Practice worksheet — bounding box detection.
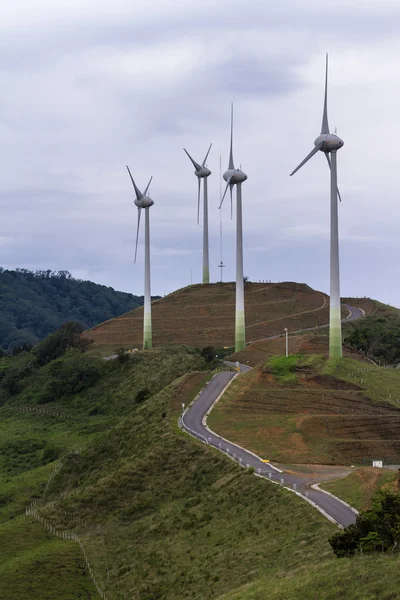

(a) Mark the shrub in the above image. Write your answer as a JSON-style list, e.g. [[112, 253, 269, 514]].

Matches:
[[135, 388, 150, 405], [201, 346, 216, 364], [36, 349, 104, 403], [329, 490, 400, 557], [34, 321, 91, 366], [116, 348, 130, 364]]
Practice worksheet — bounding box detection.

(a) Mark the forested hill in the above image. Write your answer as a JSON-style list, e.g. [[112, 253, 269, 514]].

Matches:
[[0, 268, 158, 353]]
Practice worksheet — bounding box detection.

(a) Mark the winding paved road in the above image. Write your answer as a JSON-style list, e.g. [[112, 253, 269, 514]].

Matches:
[[181, 304, 365, 529], [181, 370, 358, 528]]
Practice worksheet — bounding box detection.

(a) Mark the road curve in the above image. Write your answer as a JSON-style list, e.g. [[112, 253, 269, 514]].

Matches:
[[255, 303, 364, 343], [181, 370, 357, 529]]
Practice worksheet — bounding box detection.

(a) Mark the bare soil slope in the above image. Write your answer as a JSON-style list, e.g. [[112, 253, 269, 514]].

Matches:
[[208, 356, 400, 465], [84, 281, 333, 353]]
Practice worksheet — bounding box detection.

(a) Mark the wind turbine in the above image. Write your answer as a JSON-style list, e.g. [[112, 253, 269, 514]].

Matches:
[[183, 144, 212, 284], [126, 166, 154, 350], [220, 104, 247, 352], [290, 54, 344, 358]]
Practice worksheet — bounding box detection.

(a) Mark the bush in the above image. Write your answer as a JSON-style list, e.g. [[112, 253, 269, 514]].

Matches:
[[329, 490, 400, 557], [0, 352, 37, 395], [135, 388, 150, 405], [34, 321, 91, 366], [116, 348, 130, 364], [201, 346, 216, 364], [40, 445, 60, 465], [344, 315, 400, 364], [36, 349, 104, 403]]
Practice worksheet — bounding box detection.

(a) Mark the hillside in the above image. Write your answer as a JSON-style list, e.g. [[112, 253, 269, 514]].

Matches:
[[2, 332, 400, 597], [84, 281, 350, 353], [0, 268, 158, 353], [208, 353, 400, 465], [0, 340, 337, 599]]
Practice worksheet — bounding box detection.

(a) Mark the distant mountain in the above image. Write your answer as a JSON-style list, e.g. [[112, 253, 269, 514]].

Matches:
[[0, 268, 159, 352]]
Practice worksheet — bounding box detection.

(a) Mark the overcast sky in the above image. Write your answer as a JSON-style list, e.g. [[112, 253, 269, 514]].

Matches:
[[1, 0, 400, 304]]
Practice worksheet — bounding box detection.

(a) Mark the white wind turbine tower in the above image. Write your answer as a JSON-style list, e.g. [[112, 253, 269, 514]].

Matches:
[[290, 54, 344, 358], [220, 104, 247, 352], [126, 166, 154, 350], [183, 144, 212, 283]]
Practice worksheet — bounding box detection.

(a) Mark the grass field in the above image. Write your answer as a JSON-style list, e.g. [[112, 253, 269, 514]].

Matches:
[[9, 369, 338, 600], [0, 346, 211, 598], [83, 281, 336, 353], [208, 355, 400, 465], [0, 517, 97, 600], [2, 340, 400, 598], [218, 553, 400, 600], [320, 467, 398, 511]]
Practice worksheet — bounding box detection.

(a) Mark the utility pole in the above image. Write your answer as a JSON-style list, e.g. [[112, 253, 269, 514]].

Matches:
[[284, 328, 288, 357]]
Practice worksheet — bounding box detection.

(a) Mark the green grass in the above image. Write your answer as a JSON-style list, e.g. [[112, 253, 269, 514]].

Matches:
[[0, 516, 97, 599], [3, 343, 400, 599], [326, 358, 400, 407], [0, 345, 210, 598], [218, 553, 400, 600], [268, 354, 324, 384], [36, 375, 337, 600], [320, 467, 397, 511]]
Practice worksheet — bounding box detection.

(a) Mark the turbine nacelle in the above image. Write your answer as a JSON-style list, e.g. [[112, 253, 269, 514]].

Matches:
[[314, 133, 344, 153], [183, 144, 212, 225], [194, 166, 211, 178], [126, 165, 154, 262], [223, 168, 247, 185], [134, 196, 154, 209]]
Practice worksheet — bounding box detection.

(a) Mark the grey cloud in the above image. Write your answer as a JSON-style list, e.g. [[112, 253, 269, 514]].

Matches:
[[1, 0, 400, 306]]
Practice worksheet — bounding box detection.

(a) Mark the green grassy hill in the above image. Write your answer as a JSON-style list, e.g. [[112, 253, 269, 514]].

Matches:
[[0, 342, 339, 599], [1, 335, 400, 598], [0, 267, 158, 353], [218, 553, 400, 600]]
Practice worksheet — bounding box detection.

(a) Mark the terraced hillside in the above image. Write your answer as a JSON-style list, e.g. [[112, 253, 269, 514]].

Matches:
[[84, 281, 345, 353], [208, 355, 400, 465]]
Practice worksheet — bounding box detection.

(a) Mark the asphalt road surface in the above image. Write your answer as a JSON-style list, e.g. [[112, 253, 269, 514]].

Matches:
[[255, 303, 365, 342], [181, 369, 358, 529]]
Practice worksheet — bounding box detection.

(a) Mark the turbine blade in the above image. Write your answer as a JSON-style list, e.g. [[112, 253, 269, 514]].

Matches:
[[201, 143, 212, 168], [126, 166, 143, 200], [290, 144, 322, 176], [228, 103, 235, 170], [325, 153, 342, 202], [197, 177, 201, 225], [321, 53, 330, 135], [134, 208, 142, 263], [219, 177, 232, 209], [183, 148, 201, 171], [143, 176, 153, 196]]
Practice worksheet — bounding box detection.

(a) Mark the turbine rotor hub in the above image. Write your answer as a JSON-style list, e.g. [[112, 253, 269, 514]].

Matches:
[[314, 133, 344, 153], [196, 167, 211, 178], [134, 196, 154, 209], [223, 168, 247, 184]]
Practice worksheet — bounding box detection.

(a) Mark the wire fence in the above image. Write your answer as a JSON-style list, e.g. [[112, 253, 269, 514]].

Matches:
[[24, 447, 109, 599]]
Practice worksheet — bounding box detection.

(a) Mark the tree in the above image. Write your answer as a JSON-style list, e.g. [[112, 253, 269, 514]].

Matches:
[[0, 267, 159, 353], [329, 490, 400, 557], [201, 346, 216, 364], [34, 322, 90, 366]]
